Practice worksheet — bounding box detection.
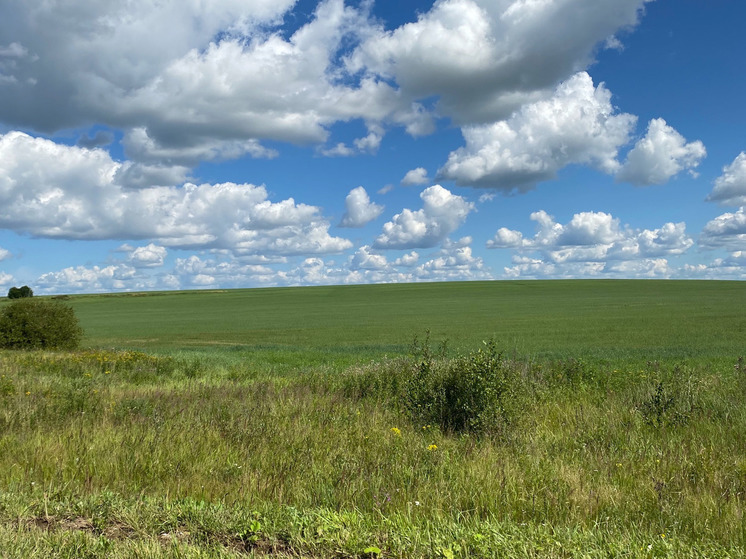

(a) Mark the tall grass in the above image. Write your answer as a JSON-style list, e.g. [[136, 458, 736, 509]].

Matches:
[[1, 346, 745, 557]]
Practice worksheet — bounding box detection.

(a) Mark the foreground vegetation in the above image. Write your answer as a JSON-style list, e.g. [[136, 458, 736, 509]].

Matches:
[[1, 343, 745, 557], [1, 280, 745, 557]]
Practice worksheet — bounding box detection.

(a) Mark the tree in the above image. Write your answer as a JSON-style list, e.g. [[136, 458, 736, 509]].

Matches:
[[0, 299, 83, 350], [7, 285, 33, 299]]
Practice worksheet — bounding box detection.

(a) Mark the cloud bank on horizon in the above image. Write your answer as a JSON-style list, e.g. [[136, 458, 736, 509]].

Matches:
[[0, 0, 745, 293]]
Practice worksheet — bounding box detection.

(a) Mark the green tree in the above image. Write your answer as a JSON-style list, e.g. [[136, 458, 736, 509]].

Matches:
[[7, 285, 33, 299], [0, 299, 83, 350]]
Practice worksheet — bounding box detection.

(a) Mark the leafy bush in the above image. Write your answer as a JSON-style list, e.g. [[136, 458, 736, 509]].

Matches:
[[0, 298, 83, 350], [404, 337, 511, 435]]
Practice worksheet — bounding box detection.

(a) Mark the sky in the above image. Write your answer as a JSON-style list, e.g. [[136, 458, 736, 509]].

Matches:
[[1, 0, 746, 295]]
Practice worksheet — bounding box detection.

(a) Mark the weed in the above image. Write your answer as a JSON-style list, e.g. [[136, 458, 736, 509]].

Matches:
[[0, 374, 14, 397], [404, 336, 514, 436], [638, 380, 691, 428]]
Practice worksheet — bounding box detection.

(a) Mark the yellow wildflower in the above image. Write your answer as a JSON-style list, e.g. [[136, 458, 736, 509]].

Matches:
[[427, 444, 438, 451], [390, 427, 402, 436]]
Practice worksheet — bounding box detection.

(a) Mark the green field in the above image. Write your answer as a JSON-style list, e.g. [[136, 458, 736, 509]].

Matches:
[[68, 279, 746, 367], [1, 280, 746, 558]]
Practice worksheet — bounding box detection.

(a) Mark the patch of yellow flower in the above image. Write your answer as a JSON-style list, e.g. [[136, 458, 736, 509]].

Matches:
[[427, 444, 438, 451], [390, 427, 402, 437]]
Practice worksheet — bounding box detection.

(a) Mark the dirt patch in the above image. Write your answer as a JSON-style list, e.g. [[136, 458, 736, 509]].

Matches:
[[25, 515, 96, 534], [224, 535, 295, 557], [12, 515, 299, 556], [103, 520, 137, 540], [23, 515, 138, 540]]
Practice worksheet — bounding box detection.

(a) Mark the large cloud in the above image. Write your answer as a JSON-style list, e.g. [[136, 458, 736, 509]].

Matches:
[[0, 131, 351, 256], [373, 185, 474, 249], [438, 72, 637, 191], [116, 2, 416, 159], [706, 152, 746, 206], [349, 0, 651, 124], [0, 0, 433, 169], [0, 0, 297, 131], [0, 0, 653, 172]]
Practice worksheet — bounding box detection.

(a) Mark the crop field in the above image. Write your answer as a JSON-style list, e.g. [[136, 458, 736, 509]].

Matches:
[[69, 279, 746, 367], [1, 280, 746, 557]]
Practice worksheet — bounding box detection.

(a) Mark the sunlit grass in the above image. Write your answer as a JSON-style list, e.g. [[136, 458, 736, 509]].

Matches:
[[1, 346, 745, 557]]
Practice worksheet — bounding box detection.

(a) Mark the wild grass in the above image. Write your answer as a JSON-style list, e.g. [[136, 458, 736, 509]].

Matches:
[[1, 343, 745, 557]]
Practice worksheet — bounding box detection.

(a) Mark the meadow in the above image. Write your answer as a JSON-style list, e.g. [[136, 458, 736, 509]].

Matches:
[[1, 280, 745, 557]]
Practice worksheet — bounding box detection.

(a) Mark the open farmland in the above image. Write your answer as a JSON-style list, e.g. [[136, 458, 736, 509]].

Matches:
[[70, 279, 746, 368], [1, 280, 746, 558]]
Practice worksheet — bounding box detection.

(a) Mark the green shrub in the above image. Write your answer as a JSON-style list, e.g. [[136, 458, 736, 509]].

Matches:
[[0, 298, 83, 350], [404, 338, 511, 435]]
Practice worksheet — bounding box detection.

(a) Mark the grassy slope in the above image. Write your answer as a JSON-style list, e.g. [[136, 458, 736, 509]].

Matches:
[[68, 280, 746, 366]]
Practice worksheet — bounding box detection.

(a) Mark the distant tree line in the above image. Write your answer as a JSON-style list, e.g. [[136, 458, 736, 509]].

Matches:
[[7, 285, 33, 299]]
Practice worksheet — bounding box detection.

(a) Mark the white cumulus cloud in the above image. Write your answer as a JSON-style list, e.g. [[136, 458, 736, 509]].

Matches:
[[707, 152, 746, 206], [401, 167, 430, 186], [374, 185, 474, 249], [699, 207, 746, 251], [438, 72, 637, 191], [0, 131, 351, 257], [0, 0, 653, 171], [349, 0, 650, 125], [350, 245, 389, 270], [36, 264, 143, 294], [617, 118, 706, 185], [492, 210, 693, 278], [128, 244, 168, 268], [339, 187, 384, 228]]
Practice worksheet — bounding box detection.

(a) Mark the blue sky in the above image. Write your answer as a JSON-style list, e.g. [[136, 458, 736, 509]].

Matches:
[[1, 0, 745, 294]]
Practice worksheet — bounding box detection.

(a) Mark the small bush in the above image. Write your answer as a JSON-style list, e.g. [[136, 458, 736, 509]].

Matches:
[[0, 298, 83, 350], [404, 337, 511, 435]]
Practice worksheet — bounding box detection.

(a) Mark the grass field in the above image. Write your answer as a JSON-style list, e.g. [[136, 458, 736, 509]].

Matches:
[[1, 280, 745, 557], [67, 279, 746, 367]]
